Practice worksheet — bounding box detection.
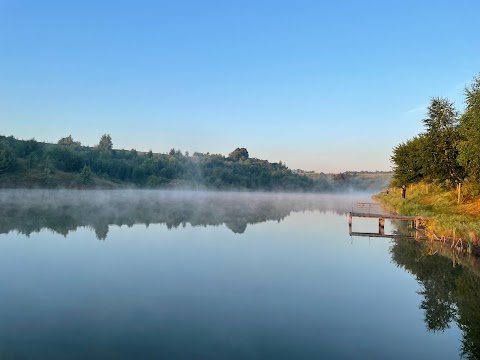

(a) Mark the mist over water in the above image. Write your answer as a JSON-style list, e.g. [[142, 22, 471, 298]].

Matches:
[[0, 189, 371, 239], [0, 190, 477, 359]]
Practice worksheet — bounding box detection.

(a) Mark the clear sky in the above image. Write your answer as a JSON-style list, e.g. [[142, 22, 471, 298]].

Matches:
[[0, 0, 479, 172]]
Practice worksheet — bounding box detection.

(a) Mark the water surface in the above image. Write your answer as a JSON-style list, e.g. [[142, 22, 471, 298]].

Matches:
[[0, 190, 478, 359]]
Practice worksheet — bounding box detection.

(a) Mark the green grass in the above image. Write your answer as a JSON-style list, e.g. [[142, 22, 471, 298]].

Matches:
[[375, 183, 480, 244]]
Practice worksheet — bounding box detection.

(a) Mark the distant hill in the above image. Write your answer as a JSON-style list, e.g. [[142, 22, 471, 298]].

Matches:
[[0, 134, 390, 191], [302, 172, 392, 191]]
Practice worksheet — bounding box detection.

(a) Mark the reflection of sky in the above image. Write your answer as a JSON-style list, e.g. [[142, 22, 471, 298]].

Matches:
[[0, 208, 461, 359]]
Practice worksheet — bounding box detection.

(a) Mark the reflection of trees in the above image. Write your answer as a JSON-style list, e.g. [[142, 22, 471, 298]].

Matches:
[[225, 221, 247, 234], [0, 190, 353, 240], [390, 239, 480, 359], [93, 224, 109, 241], [419, 276, 456, 332], [456, 270, 480, 359]]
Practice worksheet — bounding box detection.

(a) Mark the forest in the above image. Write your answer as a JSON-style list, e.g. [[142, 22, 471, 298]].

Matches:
[[391, 74, 480, 196], [0, 134, 388, 191]]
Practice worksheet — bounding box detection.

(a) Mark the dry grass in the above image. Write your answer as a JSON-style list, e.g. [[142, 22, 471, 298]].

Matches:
[[460, 198, 480, 217]]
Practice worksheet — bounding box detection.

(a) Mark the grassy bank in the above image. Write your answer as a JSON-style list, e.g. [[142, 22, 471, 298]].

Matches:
[[375, 183, 480, 248]]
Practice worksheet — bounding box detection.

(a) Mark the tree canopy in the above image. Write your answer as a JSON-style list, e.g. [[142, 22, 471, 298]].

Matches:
[[458, 75, 480, 181], [229, 147, 249, 161], [58, 135, 81, 146], [97, 134, 113, 153], [391, 74, 480, 191]]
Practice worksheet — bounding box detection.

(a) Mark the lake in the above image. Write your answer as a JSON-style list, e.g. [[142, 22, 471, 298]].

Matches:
[[0, 190, 478, 359]]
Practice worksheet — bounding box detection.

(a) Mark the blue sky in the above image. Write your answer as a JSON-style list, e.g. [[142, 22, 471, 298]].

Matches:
[[0, 0, 479, 172]]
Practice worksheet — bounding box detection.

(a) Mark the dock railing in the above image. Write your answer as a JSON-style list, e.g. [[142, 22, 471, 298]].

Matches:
[[354, 202, 382, 215]]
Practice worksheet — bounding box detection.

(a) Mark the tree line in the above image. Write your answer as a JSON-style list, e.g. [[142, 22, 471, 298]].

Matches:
[[0, 131, 390, 191], [391, 74, 480, 195]]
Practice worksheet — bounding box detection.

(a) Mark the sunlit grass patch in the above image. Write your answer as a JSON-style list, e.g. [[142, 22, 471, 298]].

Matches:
[[460, 198, 480, 217]]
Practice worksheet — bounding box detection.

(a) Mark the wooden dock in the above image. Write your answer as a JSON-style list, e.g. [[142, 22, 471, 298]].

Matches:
[[348, 212, 430, 236]]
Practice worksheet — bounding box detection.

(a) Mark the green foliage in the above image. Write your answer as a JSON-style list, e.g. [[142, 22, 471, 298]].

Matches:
[[458, 75, 480, 182], [80, 165, 93, 186], [422, 97, 463, 184], [229, 147, 249, 161], [58, 135, 81, 146], [423, 97, 459, 133], [391, 135, 428, 186], [48, 145, 83, 172], [97, 134, 113, 153], [18, 138, 40, 156], [0, 141, 15, 172], [0, 135, 321, 190], [391, 86, 479, 187], [0, 134, 391, 191]]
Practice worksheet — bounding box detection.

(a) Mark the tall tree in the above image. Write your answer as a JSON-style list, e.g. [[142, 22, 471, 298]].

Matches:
[[80, 165, 93, 186], [423, 97, 459, 133], [422, 97, 463, 184], [97, 134, 113, 153], [391, 135, 428, 185], [458, 75, 480, 182]]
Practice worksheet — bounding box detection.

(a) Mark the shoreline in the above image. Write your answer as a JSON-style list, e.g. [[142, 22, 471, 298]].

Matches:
[[374, 185, 480, 257]]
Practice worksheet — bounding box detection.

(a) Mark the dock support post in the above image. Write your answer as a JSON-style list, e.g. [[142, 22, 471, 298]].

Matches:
[[379, 218, 385, 235], [348, 213, 352, 234]]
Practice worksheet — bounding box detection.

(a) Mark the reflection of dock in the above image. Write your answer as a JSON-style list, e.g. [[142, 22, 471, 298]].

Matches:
[[348, 230, 420, 240], [348, 211, 430, 237]]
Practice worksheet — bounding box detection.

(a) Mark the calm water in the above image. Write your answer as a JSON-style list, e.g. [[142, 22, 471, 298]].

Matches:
[[0, 190, 478, 359]]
